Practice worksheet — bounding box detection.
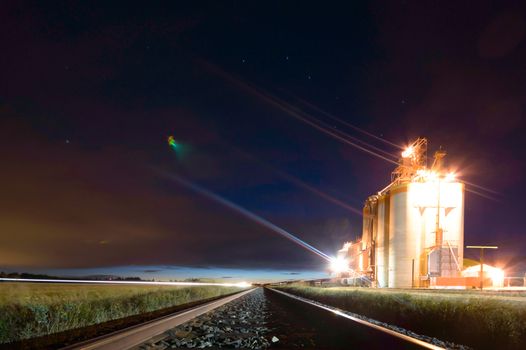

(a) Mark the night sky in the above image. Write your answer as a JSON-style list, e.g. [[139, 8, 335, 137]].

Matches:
[[1, 1, 525, 281]]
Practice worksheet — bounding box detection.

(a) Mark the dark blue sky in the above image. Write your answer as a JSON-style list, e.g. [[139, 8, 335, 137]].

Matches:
[[1, 1, 525, 280]]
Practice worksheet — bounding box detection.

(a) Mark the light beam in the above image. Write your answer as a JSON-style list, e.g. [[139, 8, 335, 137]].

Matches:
[[161, 171, 332, 262], [0, 278, 251, 287]]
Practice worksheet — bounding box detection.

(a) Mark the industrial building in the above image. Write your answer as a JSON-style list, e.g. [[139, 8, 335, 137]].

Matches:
[[336, 138, 466, 288]]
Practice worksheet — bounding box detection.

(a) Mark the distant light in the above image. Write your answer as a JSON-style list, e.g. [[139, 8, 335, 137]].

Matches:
[[235, 281, 252, 288], [401, 146, 414, 158], [329, 256, 349, 274]]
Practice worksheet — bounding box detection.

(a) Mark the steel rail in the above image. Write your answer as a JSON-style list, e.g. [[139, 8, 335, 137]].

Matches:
[[268, 288, 445, 350], [63, 288, 256, 350]]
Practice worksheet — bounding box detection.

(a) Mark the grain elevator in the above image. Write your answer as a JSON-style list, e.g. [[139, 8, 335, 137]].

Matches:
[[336, 138, 465, 288]]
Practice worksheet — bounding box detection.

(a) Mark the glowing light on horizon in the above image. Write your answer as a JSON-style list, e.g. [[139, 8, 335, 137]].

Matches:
[[0, 277, 252, 287]]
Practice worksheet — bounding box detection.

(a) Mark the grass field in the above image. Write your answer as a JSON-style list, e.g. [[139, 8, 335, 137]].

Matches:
[[0, 282, 243, 344], [275, 284, 526, 349]]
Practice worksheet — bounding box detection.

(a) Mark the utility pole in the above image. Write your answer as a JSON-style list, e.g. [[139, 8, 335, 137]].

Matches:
[[466, 246, 498, 290]]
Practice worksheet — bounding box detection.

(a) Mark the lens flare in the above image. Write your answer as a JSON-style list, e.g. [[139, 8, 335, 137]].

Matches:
[[168, 135, 177, 149]]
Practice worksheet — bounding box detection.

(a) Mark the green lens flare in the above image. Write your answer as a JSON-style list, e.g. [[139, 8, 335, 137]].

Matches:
[[167, 135, 188, 160], [168, 135, 177, 149]]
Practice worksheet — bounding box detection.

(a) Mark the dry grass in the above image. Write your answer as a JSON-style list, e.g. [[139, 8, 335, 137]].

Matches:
[[0, 282, 242, 344], [275, 284, 526, 349]]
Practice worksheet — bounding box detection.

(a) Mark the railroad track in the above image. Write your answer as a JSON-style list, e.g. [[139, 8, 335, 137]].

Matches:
[[269, 288, 445, 350], [65, 287, 451, 350], [63, 288, 256, 350]]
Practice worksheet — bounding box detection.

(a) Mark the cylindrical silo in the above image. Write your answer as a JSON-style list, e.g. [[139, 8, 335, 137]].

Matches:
[[375, 195, 389, 287], [388, 184, 419, 288]]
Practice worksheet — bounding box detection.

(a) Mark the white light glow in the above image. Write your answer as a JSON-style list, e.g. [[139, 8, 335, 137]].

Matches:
[[427, 171, 438, 182], [489, 268, 504, 287], [402, 146, 414, 158], [0, 278, 252, 288], [329, 257, 349, 274], [444, 172, 456, 182], [235, 281, 252, 288]]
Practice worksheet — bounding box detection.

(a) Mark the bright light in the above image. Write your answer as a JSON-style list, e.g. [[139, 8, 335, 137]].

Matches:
[[427, 171, 438, 182], [444, 172, 456, 182], [489, 268, 504, 287], [329, 256, 349, 274], [416, 169, 429, 180], [401, 146, 414, 158], [235, 281, 252, 288]]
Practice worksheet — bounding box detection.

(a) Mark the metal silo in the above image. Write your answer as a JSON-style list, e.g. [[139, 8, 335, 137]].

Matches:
[[388, 184, 420, 288], [375, 195, 390, 287]]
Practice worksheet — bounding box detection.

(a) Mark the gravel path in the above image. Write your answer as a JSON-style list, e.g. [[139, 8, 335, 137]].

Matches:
[[139, 288, 274, 349]]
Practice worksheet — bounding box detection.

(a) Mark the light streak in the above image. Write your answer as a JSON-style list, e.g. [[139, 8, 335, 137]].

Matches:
[[198, 59, 503, 201], [464, 186, 500, 202], [162, 171, 332, 262], [197, 58, 399, 166], [287, 93, 405, 150], [280, 174, 363, 217], [229, 146, 363, 217], [0, 278, 251, 287], [462, 179, 501, 196], [303, 112, 399, 161]]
